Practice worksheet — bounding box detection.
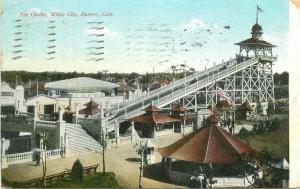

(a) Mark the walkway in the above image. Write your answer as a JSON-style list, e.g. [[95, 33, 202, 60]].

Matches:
[[2, 133, 187, 188]]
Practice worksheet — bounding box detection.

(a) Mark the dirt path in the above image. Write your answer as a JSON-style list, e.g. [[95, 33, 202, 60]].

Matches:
[[2, 134, 186, 188]]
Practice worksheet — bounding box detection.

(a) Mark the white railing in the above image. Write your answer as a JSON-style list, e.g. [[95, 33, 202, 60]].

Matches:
[[77, 118, 100, 126], [36, 120, 57, 128], [45, 149, 61, 159], [104, 58, 259, 129], [104, 58, 238, 115], [259, 55, 277, 62], [4, 149, 62, 165], [74, 58, 258, 132], [19, 112, 34, 118], [5, 151, 34, 164]]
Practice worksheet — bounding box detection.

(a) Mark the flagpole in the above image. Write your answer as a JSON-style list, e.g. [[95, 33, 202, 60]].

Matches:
[[256, 5, 258, 24], [37, 79, 39, 96]]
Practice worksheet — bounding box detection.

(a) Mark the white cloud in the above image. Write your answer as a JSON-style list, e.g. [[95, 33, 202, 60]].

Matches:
[[211, 22, 223, 32], [86, 27, 119, 38], [183, 18, 207, 30], [30, 8, 42, 14], [262, 34, 280, 45]]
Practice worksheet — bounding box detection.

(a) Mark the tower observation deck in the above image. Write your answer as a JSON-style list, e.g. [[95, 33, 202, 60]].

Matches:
[[196, 5, 277, 109]]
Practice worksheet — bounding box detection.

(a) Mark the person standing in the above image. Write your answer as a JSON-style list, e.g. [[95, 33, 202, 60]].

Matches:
[[36, 149, 41, 166]]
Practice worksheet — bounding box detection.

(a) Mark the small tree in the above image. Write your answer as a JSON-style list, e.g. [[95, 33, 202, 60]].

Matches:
[[100, 129, 108, 175], [71, 159, 84, 181], [40, 132, 49, 187], [260, 148, 280, 167], [270, 117, 280, 131], [63, 112, 73, 123]]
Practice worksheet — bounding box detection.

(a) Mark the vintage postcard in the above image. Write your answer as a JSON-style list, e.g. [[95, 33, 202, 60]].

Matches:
[[1, 0, 299, 188]]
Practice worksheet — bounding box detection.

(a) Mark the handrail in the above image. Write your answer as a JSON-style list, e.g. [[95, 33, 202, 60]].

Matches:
[[103, 58, 238, 115], [103, 57, 259, 129]]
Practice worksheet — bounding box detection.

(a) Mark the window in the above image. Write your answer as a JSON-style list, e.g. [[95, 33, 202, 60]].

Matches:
[[1, 92, 14, 97]]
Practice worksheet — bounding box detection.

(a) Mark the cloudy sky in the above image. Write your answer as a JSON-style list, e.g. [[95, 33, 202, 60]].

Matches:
[[2, 0, 288, 73]]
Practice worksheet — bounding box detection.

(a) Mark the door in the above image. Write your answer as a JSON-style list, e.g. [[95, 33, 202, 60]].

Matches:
[[44, 104, 54, 114]]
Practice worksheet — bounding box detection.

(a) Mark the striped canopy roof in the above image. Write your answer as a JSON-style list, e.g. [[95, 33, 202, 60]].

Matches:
[[158, 124, 258, 164]]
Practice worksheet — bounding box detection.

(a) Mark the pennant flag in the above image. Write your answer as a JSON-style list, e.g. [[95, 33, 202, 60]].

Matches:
[[216, 87, 232, 102], [257, 5, 264, 12]]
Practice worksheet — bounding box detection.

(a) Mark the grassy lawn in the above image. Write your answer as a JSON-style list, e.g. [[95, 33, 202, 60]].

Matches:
[[46, 172, 120, 188], [241, 123, 289, 158]]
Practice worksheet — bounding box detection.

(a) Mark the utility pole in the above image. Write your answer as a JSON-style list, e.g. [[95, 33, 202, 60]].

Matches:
[[15, 75, 19, 87], [100, 125, 108, 175], [36, 79, 39, 96], [102, 69, 109, 80], [138, 143, 145, 189]]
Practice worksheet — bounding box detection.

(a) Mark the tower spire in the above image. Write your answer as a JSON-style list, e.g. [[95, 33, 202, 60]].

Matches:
[[256, 5, 258, 24], [256, 5, 263, 24]]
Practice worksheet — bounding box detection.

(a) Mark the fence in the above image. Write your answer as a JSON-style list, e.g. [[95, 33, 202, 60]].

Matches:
[[36, 120, 57, 129], [5, 151, 34, 164], [4, 149, 62, 165]]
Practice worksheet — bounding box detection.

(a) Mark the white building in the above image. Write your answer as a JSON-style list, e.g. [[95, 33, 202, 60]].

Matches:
[[24, 77, 125, 114], [0, 82, 25, 115]]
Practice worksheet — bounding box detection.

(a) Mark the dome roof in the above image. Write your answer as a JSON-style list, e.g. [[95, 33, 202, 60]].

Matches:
[[251, 23, 263, 33], [45, 77, 119, 92]]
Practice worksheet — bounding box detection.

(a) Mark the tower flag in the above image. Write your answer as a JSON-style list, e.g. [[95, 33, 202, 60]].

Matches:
[[256, 5, 264, 24], [257, 5, 263, 12], [217, 87, 232, 103]]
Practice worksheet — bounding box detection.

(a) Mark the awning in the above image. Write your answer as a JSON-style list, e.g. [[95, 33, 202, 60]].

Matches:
[[129, 114, 180, 124]]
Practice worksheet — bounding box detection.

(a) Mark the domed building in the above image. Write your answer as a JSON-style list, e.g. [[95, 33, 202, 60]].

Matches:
[[235, 21, 276, 58], [235, 11, 276, 58]]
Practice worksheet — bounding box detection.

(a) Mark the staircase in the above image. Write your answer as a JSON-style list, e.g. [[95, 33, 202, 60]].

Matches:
[[65, 123, 102, 154]]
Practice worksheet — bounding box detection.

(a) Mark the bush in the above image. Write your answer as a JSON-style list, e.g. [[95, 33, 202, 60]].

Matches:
[[1, 176, 9, 186], [260, 148, 280, 167], [63, 112, 74, 123], [270, 118, 280, 131], [71, 159, 84, 181], [238, 127, 250, 138]]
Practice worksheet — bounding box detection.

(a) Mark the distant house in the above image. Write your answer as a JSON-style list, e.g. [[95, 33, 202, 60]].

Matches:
[[1, 83, 25, 115], [26, 94, 57, 114], [78, 100, 101, 117], [150, 80, 161, 90], [160, 80, 171, 87], [116, 82, 136, 99], [25, 80, 47, 98]]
